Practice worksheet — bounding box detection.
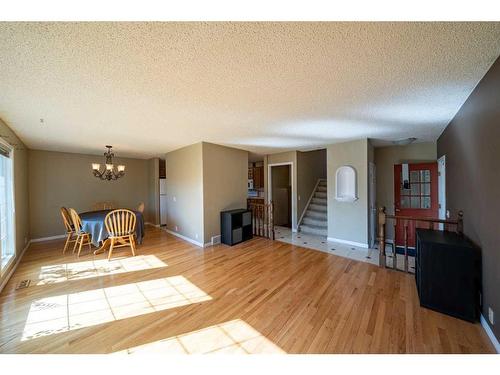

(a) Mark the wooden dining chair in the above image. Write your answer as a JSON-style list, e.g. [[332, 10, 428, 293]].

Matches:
[[68, 208, 92, 257], [104, 209, 137, 260], [136, 202, 145, 213], [103, 201, 115, 210], [92, 201, 115, 211], [91, 202, 104, 211], [60, 207, 77, 254]]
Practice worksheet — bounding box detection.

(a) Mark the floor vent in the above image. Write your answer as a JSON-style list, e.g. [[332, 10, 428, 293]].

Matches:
[[16, 279, 31, 290], [211, 235, 221, 245]]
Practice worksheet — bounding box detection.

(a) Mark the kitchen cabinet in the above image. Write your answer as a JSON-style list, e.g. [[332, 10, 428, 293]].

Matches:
[[252, 166, 264, 189]]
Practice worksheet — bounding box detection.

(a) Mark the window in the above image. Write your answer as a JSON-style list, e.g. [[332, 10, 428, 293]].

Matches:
[[400, 169, 431, 209], [0, 139, 15, 272]]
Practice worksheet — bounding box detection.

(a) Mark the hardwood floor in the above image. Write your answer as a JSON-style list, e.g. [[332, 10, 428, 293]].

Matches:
[[0, 227, 494, 354]]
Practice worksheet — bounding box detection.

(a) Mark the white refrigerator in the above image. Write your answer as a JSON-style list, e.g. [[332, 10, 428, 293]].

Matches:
[[159, 178, 167, 225]]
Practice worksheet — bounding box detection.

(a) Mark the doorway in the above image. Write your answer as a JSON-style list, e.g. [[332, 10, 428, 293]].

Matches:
[[269, 164, 292, 228], [394, 162, 438, 249]]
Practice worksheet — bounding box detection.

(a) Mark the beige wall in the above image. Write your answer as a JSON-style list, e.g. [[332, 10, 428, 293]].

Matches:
[[327, 139, 369, 246], [0, 119, 30, 288], [374, 142, 437, 216], [165, 143, 204, 244], [166, 142, 248, 245], [28, 150, 150, 239], [297, 149, 326, 221], [264, 151, 298, 230], [202, 142, 248, 243], [147, 158, 160, 225]]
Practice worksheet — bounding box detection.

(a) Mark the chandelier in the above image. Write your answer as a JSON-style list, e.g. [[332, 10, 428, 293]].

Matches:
[[92, 145, 125, 181]]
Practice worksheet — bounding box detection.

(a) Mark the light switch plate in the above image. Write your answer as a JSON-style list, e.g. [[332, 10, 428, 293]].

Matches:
[[488, 307, 495, 325]]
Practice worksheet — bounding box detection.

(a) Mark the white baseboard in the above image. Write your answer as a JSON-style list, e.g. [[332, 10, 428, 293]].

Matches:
[[327, 237, 369, 249], [481, 314, 500, 353], [30, 234, 67, 243], [165, 229, 204, 248], [145, 222, 161, 227], [0, 240, 31, 294]]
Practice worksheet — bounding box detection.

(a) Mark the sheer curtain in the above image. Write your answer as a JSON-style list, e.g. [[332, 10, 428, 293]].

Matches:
[[0, 140, 14, 271]]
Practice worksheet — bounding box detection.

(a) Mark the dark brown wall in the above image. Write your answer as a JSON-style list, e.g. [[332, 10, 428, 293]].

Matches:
[[438, 56, 500, 342]]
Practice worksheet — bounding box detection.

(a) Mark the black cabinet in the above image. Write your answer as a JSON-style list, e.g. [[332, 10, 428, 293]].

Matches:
[[221, 209, 253, 246], [415, 229, 481, 322]]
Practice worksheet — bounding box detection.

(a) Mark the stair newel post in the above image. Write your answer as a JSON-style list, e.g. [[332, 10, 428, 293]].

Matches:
[[392, 221, 397, 270], [404, 223, 409, 273], [251, 204, 255, 237], [271, 201, 275, 240], [457, 210, 464, 235], [260, 205, 266, 237], [265, 203, 269, 239], [378, 207, 386, 268]]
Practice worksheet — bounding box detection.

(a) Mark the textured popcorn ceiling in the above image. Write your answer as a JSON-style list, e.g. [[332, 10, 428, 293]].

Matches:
[[1, 22, 500, 158]]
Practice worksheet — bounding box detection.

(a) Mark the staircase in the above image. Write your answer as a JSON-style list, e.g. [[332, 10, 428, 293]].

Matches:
[[299, 179, 327, 236]]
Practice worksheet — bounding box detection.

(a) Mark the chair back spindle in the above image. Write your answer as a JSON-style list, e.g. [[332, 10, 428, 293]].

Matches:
[[105, 209, 137, 237], [60, 207, 74, 232], [68, 208, 83, 232]]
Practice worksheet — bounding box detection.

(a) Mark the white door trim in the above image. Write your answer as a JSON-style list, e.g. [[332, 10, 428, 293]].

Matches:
[[438, 155, 446, 230], [0, 136, 16, 277], [267, 162, 296, 231]]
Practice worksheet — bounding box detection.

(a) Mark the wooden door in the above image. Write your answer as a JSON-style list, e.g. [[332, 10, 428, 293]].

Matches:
[[394, 162, 438, 248]]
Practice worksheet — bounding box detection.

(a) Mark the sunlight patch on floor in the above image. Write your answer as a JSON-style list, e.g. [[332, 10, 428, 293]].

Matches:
[[115, 319, 285, 354], [22, 275, 211, 341], [36, 255, 167, 285]]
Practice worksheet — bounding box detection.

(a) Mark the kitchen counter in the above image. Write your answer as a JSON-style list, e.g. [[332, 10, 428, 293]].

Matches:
[[247, 197, 265, 206]]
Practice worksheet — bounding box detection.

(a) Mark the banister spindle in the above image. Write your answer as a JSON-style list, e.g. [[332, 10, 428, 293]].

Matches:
[[378, 207, 386, 268], [457, 210, 464, 235]]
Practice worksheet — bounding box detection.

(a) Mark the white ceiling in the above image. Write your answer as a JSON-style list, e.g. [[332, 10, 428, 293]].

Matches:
[[1, 22, 500, 159]]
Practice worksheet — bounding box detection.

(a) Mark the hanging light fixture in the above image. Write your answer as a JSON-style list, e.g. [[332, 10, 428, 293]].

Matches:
[[92, 145, 125, 181]]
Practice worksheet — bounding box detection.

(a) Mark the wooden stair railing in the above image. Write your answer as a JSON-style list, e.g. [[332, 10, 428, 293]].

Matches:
[[378, 206, 463, 273], [248, 201, 275, 240]]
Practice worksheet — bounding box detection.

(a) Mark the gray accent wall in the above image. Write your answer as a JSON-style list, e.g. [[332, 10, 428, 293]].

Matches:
[[437, 56, 500, 342]]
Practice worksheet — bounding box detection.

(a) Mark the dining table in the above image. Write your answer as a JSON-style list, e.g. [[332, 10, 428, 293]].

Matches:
[[79, 209, 145, 255]]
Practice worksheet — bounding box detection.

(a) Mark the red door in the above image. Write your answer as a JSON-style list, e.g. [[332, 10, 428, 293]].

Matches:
[[394, 162, 438, 248]]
